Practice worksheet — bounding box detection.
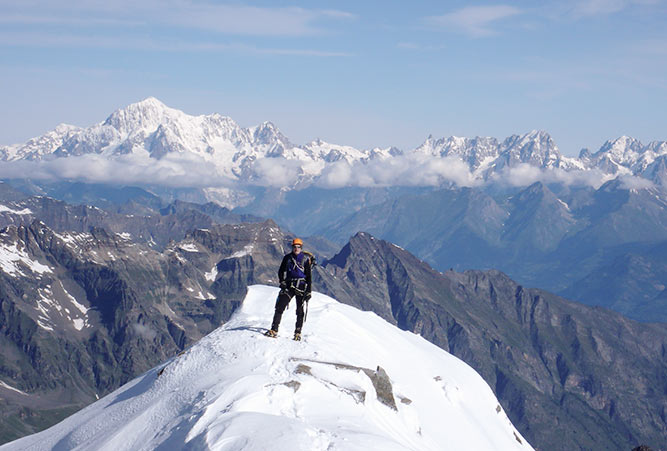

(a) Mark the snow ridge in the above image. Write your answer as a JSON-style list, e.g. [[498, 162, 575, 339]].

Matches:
[[2, 285, 531, 451]]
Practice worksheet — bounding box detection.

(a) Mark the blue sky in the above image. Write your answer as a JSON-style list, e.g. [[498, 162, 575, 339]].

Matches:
[[1, 0, 666, 155]]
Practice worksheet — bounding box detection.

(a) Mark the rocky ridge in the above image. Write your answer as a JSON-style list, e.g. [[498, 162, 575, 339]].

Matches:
[[315, 232, 667, 451], [0, 193, 263, 250]]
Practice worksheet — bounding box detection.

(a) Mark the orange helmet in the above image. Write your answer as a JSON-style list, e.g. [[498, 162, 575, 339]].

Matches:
[[292, 238, 303, 246]]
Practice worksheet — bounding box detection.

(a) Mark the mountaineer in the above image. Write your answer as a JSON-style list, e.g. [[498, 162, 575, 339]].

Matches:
[[264, 238, 313, 341]]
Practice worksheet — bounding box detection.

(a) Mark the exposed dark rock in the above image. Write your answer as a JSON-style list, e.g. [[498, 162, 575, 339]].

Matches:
[[291, 358, 397, 410], [362, 366, 397, 411], [399, 396, 412, 405], [294, 364, 312, 376], [281, 381, 301, 392]]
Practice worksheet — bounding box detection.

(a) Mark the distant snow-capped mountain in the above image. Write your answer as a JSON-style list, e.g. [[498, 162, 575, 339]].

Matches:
[[1, 124, 82, 161], [2, 285, 532, 451], [1, 98, 666, 194], [413, 130, 585, 178], [579, 136, 667, 179], [0, 98, 392, 185]]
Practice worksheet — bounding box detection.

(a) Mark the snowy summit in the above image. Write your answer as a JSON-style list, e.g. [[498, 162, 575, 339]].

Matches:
[[2, 285, 531, 451]]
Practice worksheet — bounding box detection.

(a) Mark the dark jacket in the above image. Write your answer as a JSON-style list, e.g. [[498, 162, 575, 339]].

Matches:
[[278, 252, 312, 294]]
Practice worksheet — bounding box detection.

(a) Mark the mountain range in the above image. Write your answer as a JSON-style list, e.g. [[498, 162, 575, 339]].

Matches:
[[0, 184, 264, 250], [1, 98, 666, 209]]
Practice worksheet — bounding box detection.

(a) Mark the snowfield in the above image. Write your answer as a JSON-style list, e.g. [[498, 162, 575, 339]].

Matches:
[[1, 285, 532, 451]]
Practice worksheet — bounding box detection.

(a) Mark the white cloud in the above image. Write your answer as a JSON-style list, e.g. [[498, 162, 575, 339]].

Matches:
[[317, 155, 481, 189], [0, 152, 641, 192], [617, 174, 655, 190], [490, 163, 615, 188], [571, 0, 628, 16], [0, 1, 355, 56], [0, 152, 238, 188], [427, 5, 522, 37], [316, 156, 617, 190], [250, 157, 303, 187], [0, 31, 351, 56], [0, 1, 354, 37], [0, 13, 143, 26], [569, 0, 659, 18]]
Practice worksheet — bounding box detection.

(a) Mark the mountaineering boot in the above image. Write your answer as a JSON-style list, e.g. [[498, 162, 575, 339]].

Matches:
[[264, 329, 277, 338], [293, 332, 301, 341]]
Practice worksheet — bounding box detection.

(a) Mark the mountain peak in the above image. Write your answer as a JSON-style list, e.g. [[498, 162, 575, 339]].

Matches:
[[523, 129, 550, 140], [494, 130, 561, 170], [331, 231, 427, 276], [5, 285, 530, 450], [347, 231, 392, 253], [53, 123, 80, 133], [596, 136, 643, 158], [512, 181, 566, 208], [516, 130, 555, 147], [134, 96, 167, 108], [103, 97, 178, 135], [253, 121, 291, 147], [258, 120, 277, 129]]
